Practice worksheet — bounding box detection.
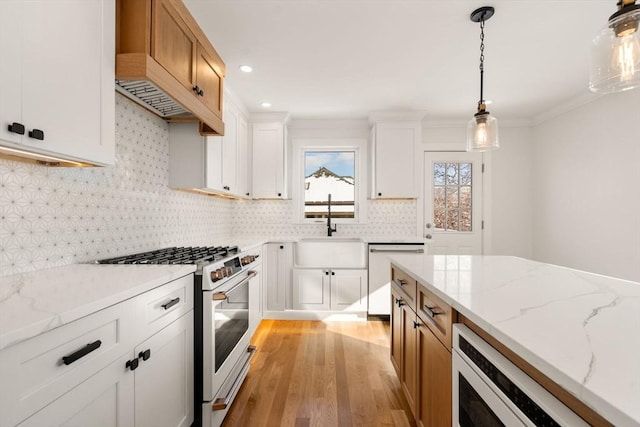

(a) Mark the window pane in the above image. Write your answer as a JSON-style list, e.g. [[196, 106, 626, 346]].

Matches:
[[304, 151, 355, 219], [446, 163, 458, 185], [446, 210, 459, 231], [460, 186, 472, 209], [434, 163, 446, 185], [460, 209, 472, 231], [446, 187, 459, 208], [434, 186, 445, 209], [460, 163, 472, 185], [434, 208, 445, 230]]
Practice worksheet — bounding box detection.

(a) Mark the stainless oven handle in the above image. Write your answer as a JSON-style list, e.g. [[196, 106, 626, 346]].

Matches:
[[212, 270, 257, 301], [370, 248, 424, 253], [212, 345, 257, 411]]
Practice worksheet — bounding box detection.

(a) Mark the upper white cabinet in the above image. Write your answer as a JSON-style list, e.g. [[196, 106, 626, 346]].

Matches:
[[251, 113, 289, 199], [169, 96, 249, 198], [369, 118, 422, 199], [0, 0, 115, 166]]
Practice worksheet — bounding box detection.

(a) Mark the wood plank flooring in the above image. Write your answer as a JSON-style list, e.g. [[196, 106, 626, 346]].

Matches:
[[222, 319, 416, 427]]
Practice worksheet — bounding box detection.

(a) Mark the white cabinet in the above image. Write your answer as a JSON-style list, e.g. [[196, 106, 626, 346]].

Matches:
[[370, 120, 421, 199], [292, 269, 367, 311], [264, 243, 292, 312], [0, 274, 194, 427], [134, 311, 193, 427], [0, 0, 115, 166], [251, 117, 288, 199], [248, 255, 263, 335], [169, 99, 249, 197]]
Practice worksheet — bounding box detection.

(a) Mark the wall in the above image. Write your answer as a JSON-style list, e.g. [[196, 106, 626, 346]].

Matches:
[[531, 90, 640, 282], [0, 95, 234, 277], [421, 124, 534, 258]]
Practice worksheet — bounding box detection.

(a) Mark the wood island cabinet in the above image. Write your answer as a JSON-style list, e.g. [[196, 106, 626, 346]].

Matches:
[[390, 264, 454, 426]]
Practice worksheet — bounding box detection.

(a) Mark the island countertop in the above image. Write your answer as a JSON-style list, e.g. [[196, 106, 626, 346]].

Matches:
[[388, 255, 640, 427]]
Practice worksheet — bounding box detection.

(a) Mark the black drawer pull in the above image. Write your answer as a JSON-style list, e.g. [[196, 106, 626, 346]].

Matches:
[[28, 129, 44, 140], [424, 305, 440, 318], [223, 185, 230, 191], [62, 340, 102, 365], [8, 122, 25, 135], [161, 297, 180, 310]]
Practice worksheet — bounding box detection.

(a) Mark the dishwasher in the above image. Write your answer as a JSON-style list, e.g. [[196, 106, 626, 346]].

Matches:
[[368, 242, 425, 316]]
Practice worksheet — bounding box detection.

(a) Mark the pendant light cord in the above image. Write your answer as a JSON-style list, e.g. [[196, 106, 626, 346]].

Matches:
[[479, 18, 486, 105]]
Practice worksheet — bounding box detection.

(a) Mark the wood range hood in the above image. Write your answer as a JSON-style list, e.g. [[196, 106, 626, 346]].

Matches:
[[115, 0, 225, 136]]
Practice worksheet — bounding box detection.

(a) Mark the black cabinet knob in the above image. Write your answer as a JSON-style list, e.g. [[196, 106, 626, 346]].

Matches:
[[28, 129, 44, 140], [246, 192, 250, 196], [8, 122, 25, 135], [331, 271, 335, 275], [138, 349, 151, 361], [223, 185, 230, 191], [277, 192, 282, 197], [279, 245, 284, 249], [378, 192, 382, 197], [126, 358, 139, 371]]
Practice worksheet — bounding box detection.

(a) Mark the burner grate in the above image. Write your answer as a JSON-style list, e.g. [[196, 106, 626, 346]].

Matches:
[[97, 246, 239, 265]]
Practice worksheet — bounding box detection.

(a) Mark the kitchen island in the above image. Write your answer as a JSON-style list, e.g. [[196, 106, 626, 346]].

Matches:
[[389, 254, 640, 426]]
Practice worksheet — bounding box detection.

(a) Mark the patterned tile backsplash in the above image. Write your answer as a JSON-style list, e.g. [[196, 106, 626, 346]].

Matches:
[[0, 95, 416, 276]]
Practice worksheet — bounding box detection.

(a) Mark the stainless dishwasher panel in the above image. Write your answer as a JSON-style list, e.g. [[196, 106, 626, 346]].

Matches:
[[367, 243, 425, 315]]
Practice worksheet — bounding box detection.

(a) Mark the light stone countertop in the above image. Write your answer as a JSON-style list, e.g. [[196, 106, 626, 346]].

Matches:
[[388, 254, 640, 427], [0, 264, 196, 351]]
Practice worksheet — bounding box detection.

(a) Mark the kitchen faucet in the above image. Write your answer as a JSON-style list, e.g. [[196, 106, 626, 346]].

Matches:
[[327, 193, 337, 237]]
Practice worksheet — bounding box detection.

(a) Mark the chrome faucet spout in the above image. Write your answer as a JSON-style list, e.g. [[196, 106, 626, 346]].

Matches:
[[327, 193, 337, 237]]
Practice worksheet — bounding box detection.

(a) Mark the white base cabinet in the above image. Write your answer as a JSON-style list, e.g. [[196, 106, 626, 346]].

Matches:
[[292, 269, 367, 312], [264, 243, 292, 312], [0, 274, 194, 427]]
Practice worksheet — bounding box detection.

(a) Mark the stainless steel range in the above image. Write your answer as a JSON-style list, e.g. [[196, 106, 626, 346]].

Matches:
[[97, 245, 262, 427]]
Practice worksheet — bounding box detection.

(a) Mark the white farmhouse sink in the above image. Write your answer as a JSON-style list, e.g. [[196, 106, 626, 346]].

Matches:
[[295, 238, 367, 268]]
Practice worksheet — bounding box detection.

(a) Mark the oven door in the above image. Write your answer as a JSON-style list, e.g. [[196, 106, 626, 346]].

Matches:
[[202, 269, 256, 400], [453, 350, 525, 426]]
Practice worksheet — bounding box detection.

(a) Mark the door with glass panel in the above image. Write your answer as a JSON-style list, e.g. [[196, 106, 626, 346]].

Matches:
[[423, 152, 483, 254]]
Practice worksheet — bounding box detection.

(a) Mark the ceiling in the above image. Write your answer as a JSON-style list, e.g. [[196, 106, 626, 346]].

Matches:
[[184, 0, 614, 122]]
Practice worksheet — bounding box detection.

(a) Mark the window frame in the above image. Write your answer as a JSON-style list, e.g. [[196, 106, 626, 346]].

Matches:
[[291, 138, 368, 225]]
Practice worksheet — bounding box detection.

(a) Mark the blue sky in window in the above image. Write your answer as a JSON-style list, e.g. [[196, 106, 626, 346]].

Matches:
[[305, 151, 355, 176]]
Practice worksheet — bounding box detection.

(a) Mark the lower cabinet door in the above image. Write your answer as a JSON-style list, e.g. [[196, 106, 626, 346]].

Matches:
[[330, 269, 367, 311], [134, 311, 194, 427], [401, 306, 418, 415], [292, 268, 330, 310], [417, 322, 452, 427], [17, 354, 134, 427], [390, 285, 403, 377]]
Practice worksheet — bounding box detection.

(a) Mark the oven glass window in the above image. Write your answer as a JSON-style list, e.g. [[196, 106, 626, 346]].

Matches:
[[459, 373, 505, 427], [214, 280, 249, 372]]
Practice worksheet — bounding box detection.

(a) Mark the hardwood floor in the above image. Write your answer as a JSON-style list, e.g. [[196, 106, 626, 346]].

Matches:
[[222, 319, 416, 427]]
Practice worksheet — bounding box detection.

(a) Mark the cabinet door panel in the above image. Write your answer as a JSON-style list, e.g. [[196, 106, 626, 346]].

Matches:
[[401, 305, 417, 415], [21, 0, 105, 160], [197, 43, 223, 118], [331, 269, 367, 311], [0, 0, 23, 145], [417, 325, 452, 427], [135, 311, 194, 427], [221, 106, 238, 192], [252, 123, 285, 199], [374, 123, 419, 198], [17, 355, 134, 427], [152, 0, 196, 92], [265, 243, 290, 311], [292, 269, 330, 310], [390, 286, 403, 377]]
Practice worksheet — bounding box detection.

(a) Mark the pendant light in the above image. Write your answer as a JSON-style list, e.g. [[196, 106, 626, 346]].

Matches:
[[590, 0, 640, 93], [467, 6, 499, 152]]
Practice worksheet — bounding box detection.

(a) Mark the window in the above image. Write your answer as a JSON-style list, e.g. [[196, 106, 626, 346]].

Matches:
[[292, 138, 366, 225], [433, 162, 473, 231], [304, 151, 355, 219]]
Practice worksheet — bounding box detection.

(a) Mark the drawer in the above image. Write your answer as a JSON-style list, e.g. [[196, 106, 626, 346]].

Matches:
[[417, 282, 454, 350], [0, 298, 136, 427], [135, 274, 194, 341], [391, 265, 417, 306]]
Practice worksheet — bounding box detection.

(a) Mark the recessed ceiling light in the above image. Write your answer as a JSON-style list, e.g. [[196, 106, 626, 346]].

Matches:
[[260, 102, 272, 108], [239, 65, 253, 73]]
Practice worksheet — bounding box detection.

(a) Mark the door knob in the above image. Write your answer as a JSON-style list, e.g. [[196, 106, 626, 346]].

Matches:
[[426, 223, 432, 229], [425, 234, 432, 239]]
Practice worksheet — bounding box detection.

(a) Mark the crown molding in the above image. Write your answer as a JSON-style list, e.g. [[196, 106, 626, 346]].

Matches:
[[368, 111, 427, 124], [250, 112, 291, 124], [531, 92, 605, 126]]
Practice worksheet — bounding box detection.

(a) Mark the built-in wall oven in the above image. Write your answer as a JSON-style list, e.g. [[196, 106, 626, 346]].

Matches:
[[452, 324, 588, 426]]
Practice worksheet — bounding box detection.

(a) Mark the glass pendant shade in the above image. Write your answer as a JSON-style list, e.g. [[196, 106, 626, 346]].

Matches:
[[467, 112, 499, 152], [590, 7, 640, 93]]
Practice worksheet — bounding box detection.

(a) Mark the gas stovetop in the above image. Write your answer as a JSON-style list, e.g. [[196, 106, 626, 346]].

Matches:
[[96, 246, 240, 266]]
